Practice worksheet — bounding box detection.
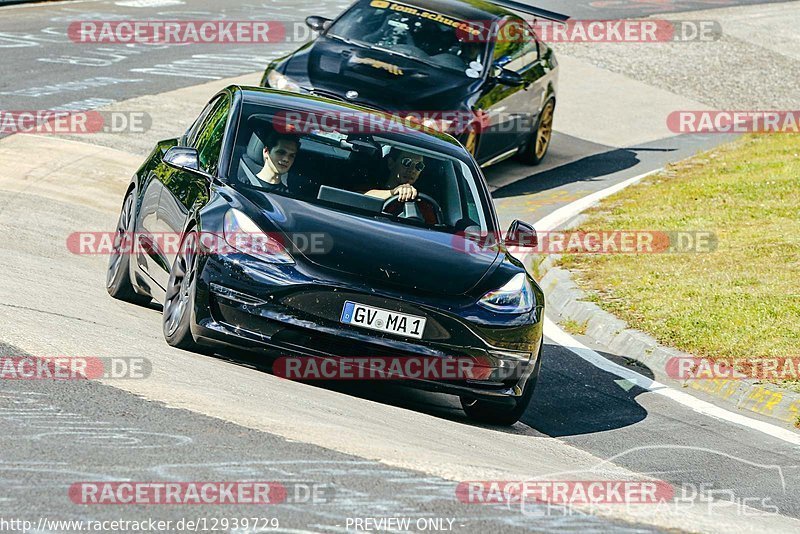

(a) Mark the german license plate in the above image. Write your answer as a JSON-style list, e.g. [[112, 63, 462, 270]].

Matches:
[[340, 301, 426, 339]]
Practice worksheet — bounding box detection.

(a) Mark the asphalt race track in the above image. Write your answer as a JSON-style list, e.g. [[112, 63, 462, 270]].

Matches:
[[0, 0, 798, 533]]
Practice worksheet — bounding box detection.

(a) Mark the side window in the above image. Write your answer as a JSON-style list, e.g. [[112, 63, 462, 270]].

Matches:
[[185, 97, 219, 146], [494, 18, 539, 70], [493, 19, 525, 65], [192, 95, 230, 176], [524, 25, 541, 60]]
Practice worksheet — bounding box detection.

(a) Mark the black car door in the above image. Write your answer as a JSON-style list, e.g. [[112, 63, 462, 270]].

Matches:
[[154, 93, 230, 288], [477, 17, 545, 161], [505, 21, 547, 148]]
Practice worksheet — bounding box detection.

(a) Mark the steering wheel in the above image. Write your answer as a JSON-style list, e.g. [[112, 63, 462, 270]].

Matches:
[[382, 193, 444, 225]]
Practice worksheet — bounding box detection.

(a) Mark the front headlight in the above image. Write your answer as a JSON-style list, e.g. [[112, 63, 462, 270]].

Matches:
[[223, 209, 294, 264], [266, 70, 302, 93], [478, 273, 534, 314]]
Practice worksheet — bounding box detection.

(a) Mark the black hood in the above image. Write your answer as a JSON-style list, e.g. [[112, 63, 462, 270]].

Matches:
[[246, 191, 500, 296], [282, 37, 482, 111]]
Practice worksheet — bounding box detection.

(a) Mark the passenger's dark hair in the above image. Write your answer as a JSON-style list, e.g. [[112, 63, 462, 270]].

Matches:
[[264, 131, 300, 151]]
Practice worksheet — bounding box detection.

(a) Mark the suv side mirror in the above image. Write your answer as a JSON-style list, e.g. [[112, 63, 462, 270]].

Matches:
[[505, 220, 538, 248], [493, 66, 525, 87], [305, 16, 332, 32]]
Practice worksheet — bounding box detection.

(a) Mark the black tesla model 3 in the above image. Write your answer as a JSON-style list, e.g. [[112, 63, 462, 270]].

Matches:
[[107, 85, 544, 424]]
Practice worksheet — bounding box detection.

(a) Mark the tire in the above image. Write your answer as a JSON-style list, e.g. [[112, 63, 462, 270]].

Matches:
[[517, 99, 555, 165], [106, 190, 151, 306], [163, 230, 202, 350], [460, 343, 543, 425]]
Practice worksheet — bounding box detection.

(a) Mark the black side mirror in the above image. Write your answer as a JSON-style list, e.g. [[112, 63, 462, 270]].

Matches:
[[164, 147, 213, 180], [493, 66, 525, 87], [505, 220, 538, 248], [305, 16, 332, 33]]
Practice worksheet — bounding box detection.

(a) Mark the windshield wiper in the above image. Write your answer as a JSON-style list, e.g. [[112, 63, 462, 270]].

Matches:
[[328, 34, 441, 69], [369, 45, 438, 68], [327, 33, 363, 47]]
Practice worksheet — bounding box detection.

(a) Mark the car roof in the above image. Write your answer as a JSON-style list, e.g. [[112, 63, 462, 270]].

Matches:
[[382, 0, 510, 21], [233, 86, 466, 154]]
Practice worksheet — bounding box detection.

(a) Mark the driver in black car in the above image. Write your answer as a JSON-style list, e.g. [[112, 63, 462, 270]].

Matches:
[[364, 148, 424, 201], [365, 148, 439, 224]]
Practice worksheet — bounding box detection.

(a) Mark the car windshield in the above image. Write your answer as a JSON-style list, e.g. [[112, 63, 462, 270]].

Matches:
[[228, 101, 492, 235], [327, 0, 488, 76]]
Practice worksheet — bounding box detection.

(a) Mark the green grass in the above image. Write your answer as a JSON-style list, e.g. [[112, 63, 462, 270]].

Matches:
[[561, 134, 800, 366], [560, 318, 589, 336]]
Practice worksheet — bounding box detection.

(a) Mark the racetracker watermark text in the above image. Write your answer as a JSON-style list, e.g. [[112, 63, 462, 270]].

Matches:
[[273, 356, 496, 381], [667, 357, 800, 381], [667, 111, 800, 133], [69, 481, 334, 505], [457, 480, 675, 505], [68, 231, 333, 256], [0, 110, 150, 135], [453, 230, 718, 255], [67, 14, 722, 45], [0, 357, 150, 380], [68, 21, 286, 44], [460, 19, 721, 43]]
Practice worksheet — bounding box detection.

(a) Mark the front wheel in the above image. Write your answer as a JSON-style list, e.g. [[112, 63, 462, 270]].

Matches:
[[460, 344, 542, 425], [163, 231, 202, 350], [517, 100, 554, 165]]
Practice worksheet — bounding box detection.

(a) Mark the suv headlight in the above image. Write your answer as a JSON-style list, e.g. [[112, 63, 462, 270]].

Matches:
[[223, 209, 294, 264], [266, 70, 302, 93], [478, 273, 534, 314]]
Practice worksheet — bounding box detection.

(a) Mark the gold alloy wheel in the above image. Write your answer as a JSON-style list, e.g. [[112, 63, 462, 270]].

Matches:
[[535, 101, 554, 160], [464, 127, 478, 156]]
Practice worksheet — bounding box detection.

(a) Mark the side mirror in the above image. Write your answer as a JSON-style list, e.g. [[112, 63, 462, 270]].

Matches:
[[493, 66, 525, 87], [505, 220, 538, 248], [164, 146, 200, 172], [164, 146, 214, 182], [305, 16, 332, 33]]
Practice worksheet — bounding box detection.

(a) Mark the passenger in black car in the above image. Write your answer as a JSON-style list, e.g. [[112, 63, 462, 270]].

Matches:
[[242, 131, 300, 193]]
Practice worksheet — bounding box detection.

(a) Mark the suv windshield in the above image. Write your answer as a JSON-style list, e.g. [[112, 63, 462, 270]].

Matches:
[[327, 0, 488, 75], [229, 101, 491, 235]]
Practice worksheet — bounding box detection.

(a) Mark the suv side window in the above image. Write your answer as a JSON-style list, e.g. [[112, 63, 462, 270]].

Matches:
[[192, 95, 230, 176]]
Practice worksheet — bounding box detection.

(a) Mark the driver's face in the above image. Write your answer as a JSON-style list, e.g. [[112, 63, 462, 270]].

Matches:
[[264, 140, 298, 175], [388, 152, 424, 186]]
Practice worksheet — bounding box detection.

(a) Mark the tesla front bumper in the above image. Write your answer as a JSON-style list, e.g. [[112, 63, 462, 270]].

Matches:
[[190, 254, 543, 401]]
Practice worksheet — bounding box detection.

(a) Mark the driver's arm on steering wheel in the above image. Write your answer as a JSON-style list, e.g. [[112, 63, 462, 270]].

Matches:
[[364, 183, 418, 202]]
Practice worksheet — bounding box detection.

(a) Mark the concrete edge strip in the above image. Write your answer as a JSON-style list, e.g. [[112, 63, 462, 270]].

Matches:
[[527, 169, 800, 442], [544, 317, 800, 445]]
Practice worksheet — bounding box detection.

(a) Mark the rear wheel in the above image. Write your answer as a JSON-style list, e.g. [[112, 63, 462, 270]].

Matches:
[[518, 99, 554, 165], [460, 344, 542, 425], [107, 190, 151, 305], [163, 231, 201, 350]]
